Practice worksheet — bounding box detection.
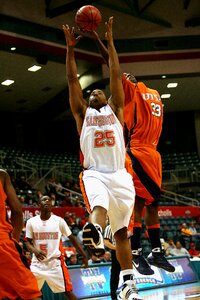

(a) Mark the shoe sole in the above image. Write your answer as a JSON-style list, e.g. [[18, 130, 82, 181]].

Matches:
[[147, 258, 175, 272], [132, 264, 154, 275], [83, 223, 105, 257]]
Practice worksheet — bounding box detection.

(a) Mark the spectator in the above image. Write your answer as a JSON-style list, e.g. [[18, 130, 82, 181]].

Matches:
[[169, 241, 190, 257], [188, 242, 200, 257], [88, 255, 102, 265], [189, 221, 197, 235], [17, 175, 32, 191], [18, 195, 26, 206], [164, 238, 176, 256], [101, 251, 112, 262], [181, 223, 193, 237], [24, 250, 32, 266], [68, 254, 79, 266], [60, 191, 73, 207], [72, 182, 81, 193], [181, 223, 193, 249], [48, 191, 55, 205]]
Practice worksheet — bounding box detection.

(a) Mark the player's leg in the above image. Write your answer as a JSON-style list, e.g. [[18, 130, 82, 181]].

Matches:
[[145, 202, 175, 272], [80, 171, 108, 257], [114, 227, 142, 300], [130, 196, 154, 275], [108, 170, 143, 300]]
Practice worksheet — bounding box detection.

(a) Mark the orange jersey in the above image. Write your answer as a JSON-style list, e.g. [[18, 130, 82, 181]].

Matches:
[[123, 77, 163, 148], [0, 180, 41, 299], [123, 76, 163, 202], [0, 181, 13, 237], [0, 238, 41, 299]]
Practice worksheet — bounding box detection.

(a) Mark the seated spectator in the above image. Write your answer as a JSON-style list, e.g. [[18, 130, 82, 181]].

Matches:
[[68, 254, 79, 266], [88, 255, 102, 265], [169, 241, 190, 257], [64, 212, 76, 229], [49, 192, 58, 206], [72, 182, 81, 193], [181, 223, 193, 237], [189, 221, 197, 235], [60, 191, 73, 207], [17, 175, 32, 190], [181, 223, 193, 249], [18, 195, 26, 206], [24, 250, 32, 266], [74, 196, 84, 208], [188, 242, 200, 257], [101, 251, 112, 262], [26, 190, 34, 205], [164, 238, 176, 256], [36, 189, 43, 200]]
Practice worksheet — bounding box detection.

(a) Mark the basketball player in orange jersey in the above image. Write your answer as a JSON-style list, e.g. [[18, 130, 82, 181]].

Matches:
[[25, 195, 88, 300], [63, 17, 143, 300], [90, 31, 175, 275], [0, 169, 41, 300]]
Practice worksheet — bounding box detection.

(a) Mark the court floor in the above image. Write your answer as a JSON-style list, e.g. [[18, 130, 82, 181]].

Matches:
[[90, 282, 200, 300]]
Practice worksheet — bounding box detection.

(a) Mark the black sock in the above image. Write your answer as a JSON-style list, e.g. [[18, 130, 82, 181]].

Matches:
[[147, 227, 162, 251], [131, 227, 142, 250]]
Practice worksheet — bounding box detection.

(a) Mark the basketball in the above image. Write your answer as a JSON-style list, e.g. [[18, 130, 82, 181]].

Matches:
[[75, 5, 102, 32]]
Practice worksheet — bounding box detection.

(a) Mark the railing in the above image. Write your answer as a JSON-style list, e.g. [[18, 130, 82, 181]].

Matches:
[[162, 168, 193, 185], [162, 189, 199, 207], [33, 164, 72, 191], [47, 182, 85, 206]]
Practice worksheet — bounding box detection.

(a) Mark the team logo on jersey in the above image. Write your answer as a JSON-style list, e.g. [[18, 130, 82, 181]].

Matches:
[[86, 114, 116, 127], [142, 93, 161, 102], [34, 232, 59, 240]]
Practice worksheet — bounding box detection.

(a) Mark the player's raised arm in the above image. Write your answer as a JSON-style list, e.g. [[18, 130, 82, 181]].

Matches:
[[106, 17, 124, 125], [63, 25, 87, 133], [91, 30, 109, 65]]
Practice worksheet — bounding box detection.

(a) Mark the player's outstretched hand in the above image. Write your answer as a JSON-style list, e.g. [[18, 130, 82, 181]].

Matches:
[[63, 25, 82, 47], [105, 16, 113, 43]]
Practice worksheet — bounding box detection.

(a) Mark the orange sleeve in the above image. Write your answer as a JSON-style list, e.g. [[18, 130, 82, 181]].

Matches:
[[122, 75, 136, 106]]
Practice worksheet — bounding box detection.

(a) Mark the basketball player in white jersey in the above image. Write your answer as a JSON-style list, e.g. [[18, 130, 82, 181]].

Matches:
[[63, 17, 142, 300], [25, 195, 88, 300]]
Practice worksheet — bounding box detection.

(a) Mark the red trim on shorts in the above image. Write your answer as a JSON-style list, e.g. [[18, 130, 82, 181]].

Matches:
[[59, 241, 73, 292], [79, 171, 92, 213]]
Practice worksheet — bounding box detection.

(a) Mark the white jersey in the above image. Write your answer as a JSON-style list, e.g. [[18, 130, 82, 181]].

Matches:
[[80, 104, 125, 172], [26, 214, 72, 262]]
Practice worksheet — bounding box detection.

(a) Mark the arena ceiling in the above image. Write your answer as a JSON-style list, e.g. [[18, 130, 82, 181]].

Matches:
[[0, 0, 200, 121]]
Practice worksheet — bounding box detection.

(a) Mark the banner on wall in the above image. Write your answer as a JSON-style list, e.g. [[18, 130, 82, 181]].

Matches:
[[20, 207, 86, 221], [68, 256, 198, 299], [6, 206, 199, 222], [144, 206, 199, 218]]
